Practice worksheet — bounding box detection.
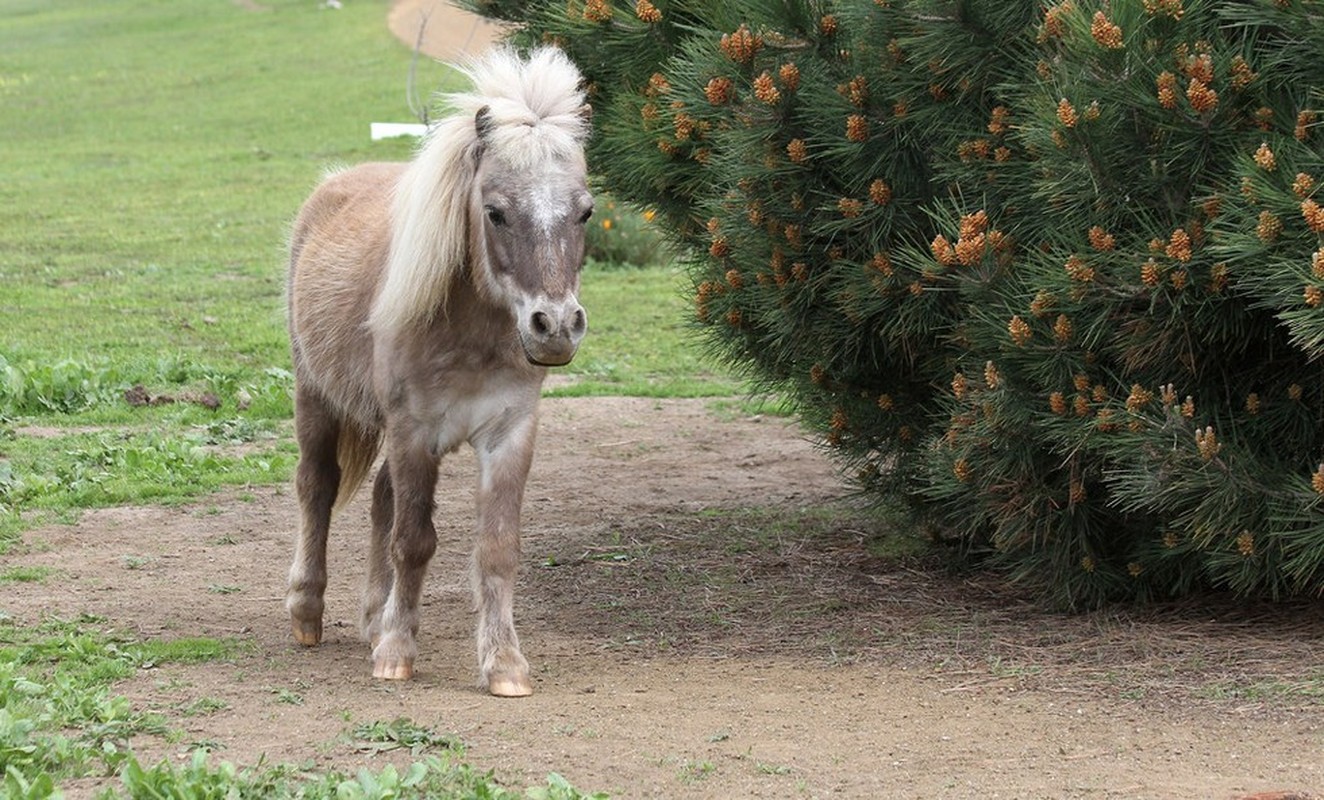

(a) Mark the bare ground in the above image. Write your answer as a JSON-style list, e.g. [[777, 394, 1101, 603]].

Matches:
[[13, 5, 1322, 798], [5, 397, 1323, 799]]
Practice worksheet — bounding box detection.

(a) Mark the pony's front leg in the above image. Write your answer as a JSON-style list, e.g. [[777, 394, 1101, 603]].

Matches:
[[473, 414, 537, 697], [370, 429, 438, 680]]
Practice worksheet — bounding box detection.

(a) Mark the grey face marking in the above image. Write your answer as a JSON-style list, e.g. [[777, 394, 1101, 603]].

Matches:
[[474, 156, 593, 366]]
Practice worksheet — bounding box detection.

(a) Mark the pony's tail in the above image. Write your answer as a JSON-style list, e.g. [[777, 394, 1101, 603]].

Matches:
[[333, 422, 382, 515]]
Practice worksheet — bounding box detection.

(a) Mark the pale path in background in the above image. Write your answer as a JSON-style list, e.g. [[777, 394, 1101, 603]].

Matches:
[[388, 0, 505, 61]]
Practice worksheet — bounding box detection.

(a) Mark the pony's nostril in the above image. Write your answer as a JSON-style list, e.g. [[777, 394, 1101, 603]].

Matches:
[[531, 311, 552, 337], [571, 308, 586, 336]]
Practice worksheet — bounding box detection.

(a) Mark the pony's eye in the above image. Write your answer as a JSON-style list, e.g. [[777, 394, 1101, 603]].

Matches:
[[485, 206, 507, 227], [578, 207, 594, 225]]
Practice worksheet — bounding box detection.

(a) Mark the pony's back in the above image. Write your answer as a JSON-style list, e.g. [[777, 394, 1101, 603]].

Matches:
[[288, 162, 402, 430]]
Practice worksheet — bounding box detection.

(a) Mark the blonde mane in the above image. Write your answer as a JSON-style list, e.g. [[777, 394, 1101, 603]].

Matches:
[[368, 47, 589, 333]]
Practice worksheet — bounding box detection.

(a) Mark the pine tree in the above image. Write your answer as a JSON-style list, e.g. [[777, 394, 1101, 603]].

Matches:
[[466, 0, 1324, 607]]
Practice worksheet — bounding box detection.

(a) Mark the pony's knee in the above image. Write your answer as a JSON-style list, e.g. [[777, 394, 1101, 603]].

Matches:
[[474, 533, 520, 578], [390, 523, 437, 568]]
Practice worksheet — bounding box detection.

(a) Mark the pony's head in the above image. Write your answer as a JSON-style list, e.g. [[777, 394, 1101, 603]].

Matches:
[[371, 47, 592, 367]]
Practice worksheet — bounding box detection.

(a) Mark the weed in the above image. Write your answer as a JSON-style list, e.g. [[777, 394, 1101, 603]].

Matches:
[[350, 717, 461, 756], [0, 566, 53, 585], [0, 356, 123, 416], [678, 759, 716, 783], [178, 697, 230, 718], [1199, 676, 1324, 702]]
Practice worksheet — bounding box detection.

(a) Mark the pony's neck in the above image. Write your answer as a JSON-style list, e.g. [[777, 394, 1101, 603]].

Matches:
[[432, 267, 517, 348]]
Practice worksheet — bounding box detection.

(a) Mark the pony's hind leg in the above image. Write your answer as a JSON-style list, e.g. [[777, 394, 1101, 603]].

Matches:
[[472, 413, 537, 697], [361, 463, 394, 645], [286, 385, 340, 646], [371, 424, 438, 680]]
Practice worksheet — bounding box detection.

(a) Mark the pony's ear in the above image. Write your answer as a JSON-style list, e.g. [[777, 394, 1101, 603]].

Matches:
[[472, 105, 494, 163], [475, 105, 495, 142], [574, 103, 593, 142]]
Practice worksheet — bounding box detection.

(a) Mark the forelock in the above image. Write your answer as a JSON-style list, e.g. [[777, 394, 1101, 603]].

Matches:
[[445, 46, 589, 171]]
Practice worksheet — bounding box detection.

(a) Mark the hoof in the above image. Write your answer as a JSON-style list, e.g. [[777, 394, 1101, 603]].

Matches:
[[291, 619, 322, 647], [487, 673, 533, 698], [372, 657, 414, 680]]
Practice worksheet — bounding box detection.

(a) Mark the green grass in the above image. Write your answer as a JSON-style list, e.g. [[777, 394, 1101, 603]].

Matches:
[[554, 264, 738, 398], [0, 616, 606, 798], [0, 0, 742, 553], [0, 566, 53, 586], [0, 0, 724, 794]]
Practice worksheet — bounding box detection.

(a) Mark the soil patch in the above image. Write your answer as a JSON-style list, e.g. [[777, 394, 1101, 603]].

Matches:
[[6, 397, 1322, 799]]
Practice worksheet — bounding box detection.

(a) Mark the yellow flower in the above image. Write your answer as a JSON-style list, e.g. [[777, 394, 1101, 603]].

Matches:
[[953, 458, 971, 482], [1195, 426, 1221, 460], [779, 62, 801, 93], [1186, 79, 1218, 113], [1090, 12, 1123, 49], [1303, 199, 1324, 233], [1008, 315, 1032, 346], [1156, 71, 1179, 109], [1049, 391, 1067, 415], [951, 372, 967, 400], [1254, 142, 1277, 171], [752, 71, 781, 104], [869, 179, 892, 206], [601, 218, 613, 231], [635, 0, 661, 23], [846, 114, 869, 142], [1256, 210, 1283, 242], [786, 138, 808, 164], [719, 24, 762, 65], [1165, 228, 1192, 262], [1088, 225, 1115, 252], [1057, 98, 1078, 128], [583, 0, 612, 23]]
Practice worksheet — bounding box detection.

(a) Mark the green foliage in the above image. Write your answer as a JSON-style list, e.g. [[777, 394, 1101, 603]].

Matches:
[[113, 749, 607, 800], [552, 265, 741, 397], [0, 427, 298, 550], [585, 194, 669, 267], [0, 617, 234, 785], [0, 567, 53, 586], [0, 0, 745, 548], [0, 616, 605, 798], [0, 357, 123, 416], [351, 718, 462, 756], [473, 0, 1324, 606]]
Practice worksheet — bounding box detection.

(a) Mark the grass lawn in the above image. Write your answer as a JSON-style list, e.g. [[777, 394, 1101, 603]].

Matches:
[[0, 1, 736, 795], [0, 0, 740, 545]]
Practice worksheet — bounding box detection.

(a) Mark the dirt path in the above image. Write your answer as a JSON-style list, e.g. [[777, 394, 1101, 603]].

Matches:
[[4, 7, 1320, 798], [387, 0, 504, 62], [7, 396, 1323, 798]]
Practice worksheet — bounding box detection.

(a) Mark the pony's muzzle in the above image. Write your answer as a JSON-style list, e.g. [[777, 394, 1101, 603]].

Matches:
[[521, 299, 587, 367]]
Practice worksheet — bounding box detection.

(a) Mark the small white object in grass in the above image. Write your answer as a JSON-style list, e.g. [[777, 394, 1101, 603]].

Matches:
[[370, 122, 427, 140]]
